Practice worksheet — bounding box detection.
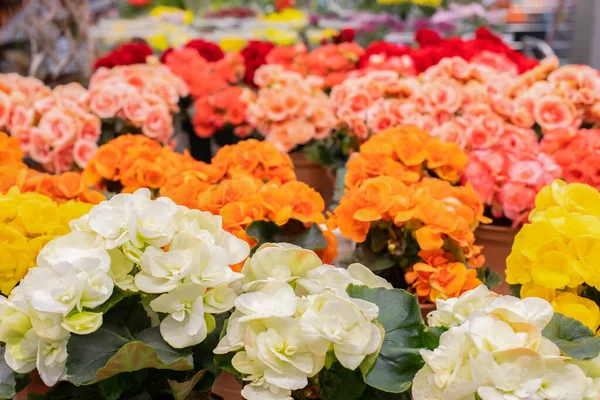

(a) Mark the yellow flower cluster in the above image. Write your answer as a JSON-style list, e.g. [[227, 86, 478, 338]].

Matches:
[[0, 187, 94, 295], [506, 180, 600, 332]]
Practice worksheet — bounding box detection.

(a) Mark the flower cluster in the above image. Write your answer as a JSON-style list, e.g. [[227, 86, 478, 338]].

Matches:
[[0, 187, 94, 294], [0, 74, 50, 134], [0, 132, 27, 192], [246, 65, 337, 152], [240, 41, 276, 87], [14, 170, 105, 205], [267, 42, 365, 88], [506, 180, 600, 332], [93, 41, 154, 70], [84, 134, 201, 193], [215, 243, 388, 400], [541, 128, 600, 190], [164, 47, 251, 138], [329, 128, 487, 302], [88, 62, 188, 143], [414, 285, 600, 400], [0, 189, 250, 386], [344, 126, 467, 189]]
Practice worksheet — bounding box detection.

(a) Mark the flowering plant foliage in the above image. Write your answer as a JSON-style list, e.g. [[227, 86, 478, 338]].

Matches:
[[0, 188, 250, 393], [215, 243, 438, 400], [507, 180, 600, 333], [328, 127, 490, 303], [415, 285, 600, 400]]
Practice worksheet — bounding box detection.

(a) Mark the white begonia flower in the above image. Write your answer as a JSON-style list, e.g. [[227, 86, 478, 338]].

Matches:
[[428, 285, 497, 327], [22, 263, 84, 316], [61, 311, 103, 335], [149, 283, 208, 348], [255, 319, 325, 391], [128, 196, 178, 248], [28, 309, 69, 341], [299, 291, 381, 370], [37, 337, 68, 386], [241, 244, 322, 291], [214, 310, 247, 354], [183, 238, 242, 288], [296, 263, 393, 297], [0, 296, 32, 346], [203, 284, 237, 314], [482, 295, 554, 330], [135, 246, 194, 294], [4, 329, 39, 374], [37, 231, 105, 268], [235, 283, 297, 322], [233, 352, 293, 400], [346, 263, 393, 290], [75, 257, 114, 309], [108, 248, 137, 292], [241, 383, 293, 400], [87, 193, 134, 249]]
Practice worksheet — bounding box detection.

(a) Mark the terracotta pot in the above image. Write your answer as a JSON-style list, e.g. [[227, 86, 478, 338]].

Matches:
[[14, 371, 51, 400], [212, 372, 243, 400], [290, 152, 335, 208], [475, 225, 518, 295]]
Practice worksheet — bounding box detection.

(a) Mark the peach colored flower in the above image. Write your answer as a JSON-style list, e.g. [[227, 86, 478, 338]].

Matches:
[[142, 106, 173, 143], [73, 139, 98, 169], [89, 88, 121, 118], [533, 95, 578, 132]]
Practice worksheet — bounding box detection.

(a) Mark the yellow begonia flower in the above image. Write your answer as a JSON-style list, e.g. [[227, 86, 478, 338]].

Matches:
[[0, 188, 93, 295], [412, 0, 442, 7], [377, 0, 409, 4], [260, 8, 306, 22], [552, 292, 600, 332], [147, 34, 169, 51], [263, 28, 298, 45], [149, 6, 193, 25], [220, 37, 247, 52], [520, 282, 556, 302]]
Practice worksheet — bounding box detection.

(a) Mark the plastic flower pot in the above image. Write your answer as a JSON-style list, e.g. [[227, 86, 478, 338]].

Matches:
[[475, 224, 518, 295], [290, 152, 335, 208]]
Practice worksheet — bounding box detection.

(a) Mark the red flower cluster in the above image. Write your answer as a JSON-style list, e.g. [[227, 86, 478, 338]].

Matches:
[[322, 28, 356, 45], [93, 41, 153, 70], [359, 28, 538, 75], [160, 39, 225, 64], [240, 41, 276, 87]]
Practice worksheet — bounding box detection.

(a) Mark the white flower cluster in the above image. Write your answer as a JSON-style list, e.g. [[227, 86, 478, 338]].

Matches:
[[214, 243, 391, 400], [0, 189, 250, 386], [414, 285, 600, 400]]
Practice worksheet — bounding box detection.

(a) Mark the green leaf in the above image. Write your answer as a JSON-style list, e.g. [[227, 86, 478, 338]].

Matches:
[[246, 220, 327, 253], [347, 285, 425, 393], [542, 313, 600, 360], [420, 327, 448, 350], [509, 284, 522, 298], [67, 324, 193, 385], [476, 267, 502, 290], [0, 348, 17, 399], [370, 229, 389, 253], [168, 370, 207, 400], [352, 243, 396, 272], [319, 363, 366, 400], [98, 371, 147, 400]]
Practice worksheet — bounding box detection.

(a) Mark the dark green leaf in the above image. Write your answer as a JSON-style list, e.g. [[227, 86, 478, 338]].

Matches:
[[370, 229, 389, 253], [542, 313, 600, 359], [14, 372, 31, 393], [509, 284, 522, 298], [319, 363, 366, 400], [476, 267, 501, 290], [30, 382, 103, 400], [168, 370, 207, 400], [89, 288, 133, 315], [352, 243, 396, 272], [246, 220, 327, 252], [98, 371, 147, 400], [0, 348, 17, 399], [193, 313, 227, 374], [420, 327, 448, 350], [347, 285, 425, 393], [67, 325, 193, 385]]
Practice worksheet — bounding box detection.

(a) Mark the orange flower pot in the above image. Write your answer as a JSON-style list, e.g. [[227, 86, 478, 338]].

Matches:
[[290, 152, 334, 208], [14, 371, 51, 400], [475, 225, 518, 295], [212, 372, 243, 400]]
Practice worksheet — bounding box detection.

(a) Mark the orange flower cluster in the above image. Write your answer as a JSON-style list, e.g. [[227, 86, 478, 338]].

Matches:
[[328, 127, 487, 302], [406, 249, 482, 303], [160, 139, 297, 209], [0, 132, 27, 193], [1, 132, 104, 204], [195, 177, 336, 263], [84, 135, 204, 193], [345, 126, 468, 190]]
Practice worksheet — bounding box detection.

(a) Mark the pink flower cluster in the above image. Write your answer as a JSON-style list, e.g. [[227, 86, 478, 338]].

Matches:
[[246, 64, 337, 152], [9, 83, 101, 173], [464, 148, 561, 226], [0, 74, 50, 133], [88, 63, 188, 143]]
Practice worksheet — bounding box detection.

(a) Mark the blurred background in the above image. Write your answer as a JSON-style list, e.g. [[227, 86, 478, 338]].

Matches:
[[0, 0, 593, 83]]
